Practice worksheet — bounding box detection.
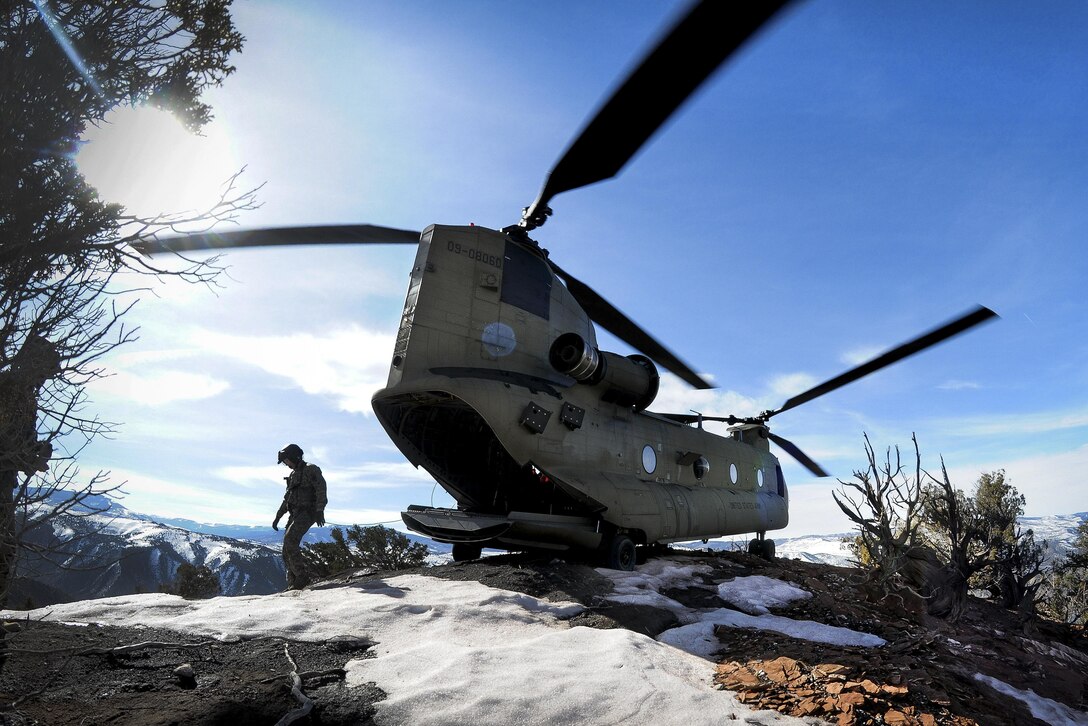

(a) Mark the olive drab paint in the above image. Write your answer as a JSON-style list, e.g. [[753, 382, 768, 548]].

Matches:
[[372, 224, 788, 558]]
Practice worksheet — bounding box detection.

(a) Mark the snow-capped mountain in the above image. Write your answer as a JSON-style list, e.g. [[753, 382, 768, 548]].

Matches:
[[12, 491, 1083, 610], [675, 512, 1086, 569], [673, 534, 855, 567], [1018, 512, 1087, 565], [13, 492, 286, 607], [146, 511, 448, 553], [11, 492, 451, 608]]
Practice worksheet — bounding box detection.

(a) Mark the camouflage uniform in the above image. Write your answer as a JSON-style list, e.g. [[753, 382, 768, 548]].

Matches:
[[0, 335, 59, 601], [275, 461, 327, 589]]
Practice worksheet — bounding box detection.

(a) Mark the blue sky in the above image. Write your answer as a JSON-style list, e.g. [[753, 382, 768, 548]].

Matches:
[[73, 0, 1088, 537]]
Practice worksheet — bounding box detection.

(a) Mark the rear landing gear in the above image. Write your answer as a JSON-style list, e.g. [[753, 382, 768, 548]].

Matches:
[[747, 533, 775, 561], [452, 542, 483, 562], [604, 534, 637, 571]]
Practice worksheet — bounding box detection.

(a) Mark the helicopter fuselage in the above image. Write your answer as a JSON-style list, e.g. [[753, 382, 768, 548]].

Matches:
[[372, 224, 788, 554]]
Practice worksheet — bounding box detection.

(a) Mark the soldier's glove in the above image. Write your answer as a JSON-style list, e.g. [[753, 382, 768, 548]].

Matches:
[[272, 518, 280, 532], [316, 512, 325, 527]]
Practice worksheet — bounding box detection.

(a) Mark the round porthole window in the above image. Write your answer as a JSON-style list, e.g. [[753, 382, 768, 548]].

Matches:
[[642, 445, 657, 474], [757, 468, 765, 488], [729, 462, 738, 484], [693, 456, 710, 480]]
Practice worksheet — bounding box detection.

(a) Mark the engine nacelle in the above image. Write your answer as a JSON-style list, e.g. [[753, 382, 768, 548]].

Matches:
[[549, 333, 660, 411]]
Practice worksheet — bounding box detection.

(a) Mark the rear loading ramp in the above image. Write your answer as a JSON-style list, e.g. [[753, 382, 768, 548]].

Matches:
[[402, 506, 602, 551]]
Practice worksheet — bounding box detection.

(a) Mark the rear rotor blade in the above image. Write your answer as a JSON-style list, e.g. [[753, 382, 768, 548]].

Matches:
[[767, 432, 829, 478], [768, 305, 999, 418], [133, 224, 421, 255], [657, 413, 739, 425], [521, 0, 791, 228], [550, 260, 710, 389]]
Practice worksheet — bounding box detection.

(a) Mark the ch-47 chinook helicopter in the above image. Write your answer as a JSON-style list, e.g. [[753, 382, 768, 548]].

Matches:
[[138, 1, 997, 570]]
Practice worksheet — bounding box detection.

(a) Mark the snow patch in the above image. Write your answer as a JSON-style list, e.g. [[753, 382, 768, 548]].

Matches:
[[4, 572, 817, 725], [717, 575, 811, 615], [974, 673, 1088, 726]]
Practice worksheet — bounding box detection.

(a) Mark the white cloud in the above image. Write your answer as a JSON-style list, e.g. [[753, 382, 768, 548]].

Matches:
[[940, 444, 1088, 518], [324, 507, 407, 527], [334, 461, 436, 489], [932, 405, 1088, 438], [89, 369, 230, 406], [839, 344, 885, 367], [767, 372, 818, 399], [214, 465, 287, 490], [650, 372, 763, 419], [193, 324, 395, 414], [937, 379, 981, 391], [104, 468, 274, 526], [215, 461, 433, 492]]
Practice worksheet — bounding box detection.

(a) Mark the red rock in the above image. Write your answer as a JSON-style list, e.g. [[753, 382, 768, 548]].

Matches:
[[860, 679, 882, 694], [837, 692, 866, 710], [884, 710, 911, 725], [814, 663, 851, 678]]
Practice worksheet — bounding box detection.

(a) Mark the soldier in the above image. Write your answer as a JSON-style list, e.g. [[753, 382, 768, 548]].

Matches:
[[271, 443, 327, 590], [0, 334, 61, 603]]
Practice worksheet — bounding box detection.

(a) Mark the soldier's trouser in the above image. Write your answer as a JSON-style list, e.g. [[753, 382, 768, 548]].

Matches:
[[282, 510, 317, 589]]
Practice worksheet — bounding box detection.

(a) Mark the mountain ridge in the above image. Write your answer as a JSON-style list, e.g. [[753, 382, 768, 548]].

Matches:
[[11, 491, 1085, 609]]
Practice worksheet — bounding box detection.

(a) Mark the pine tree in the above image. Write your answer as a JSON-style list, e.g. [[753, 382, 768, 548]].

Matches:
[[166, 563, 220, 600], [303, 525, 429, 577]]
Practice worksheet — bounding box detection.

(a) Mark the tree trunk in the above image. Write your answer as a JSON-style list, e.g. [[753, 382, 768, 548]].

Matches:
[[902, 546, 969, 621], [0, 469, 15, 608]]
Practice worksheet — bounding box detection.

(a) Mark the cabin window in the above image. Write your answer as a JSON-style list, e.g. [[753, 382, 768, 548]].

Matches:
[[757, 468, 764, 488], [501, 241, 552, 320], [642, 444, 657, 474], [729, 463, 738, 485]]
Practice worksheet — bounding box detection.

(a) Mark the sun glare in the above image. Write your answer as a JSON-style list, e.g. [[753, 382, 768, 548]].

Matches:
[[76, 105, 240, 219]]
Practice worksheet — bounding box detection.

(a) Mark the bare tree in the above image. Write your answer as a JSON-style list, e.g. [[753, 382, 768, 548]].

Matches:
[[914, 459, 993, 621], [833, 434, 924, 586], [1, 0, 254, 606]]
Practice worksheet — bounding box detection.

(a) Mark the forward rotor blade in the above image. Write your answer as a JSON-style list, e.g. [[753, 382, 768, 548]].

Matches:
[[550, 260, 711, 389], [521, 0, 790, 228], [767, 432, 829, 478], [132, 224, 421, 255], [769, 305, 999, 418]]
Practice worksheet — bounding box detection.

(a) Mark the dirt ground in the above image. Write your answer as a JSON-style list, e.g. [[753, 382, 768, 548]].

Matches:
[[1, 549, 1085, 726]]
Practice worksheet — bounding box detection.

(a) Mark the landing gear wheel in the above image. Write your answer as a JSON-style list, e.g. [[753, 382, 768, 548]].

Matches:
[[747, 537, 775, 561], [607, 535, 637, 571], [452, 543, 482, 562]]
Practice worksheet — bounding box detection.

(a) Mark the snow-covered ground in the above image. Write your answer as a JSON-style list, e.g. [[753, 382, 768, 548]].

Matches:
[[6, 556, 1079, 725], [973, 674, 1088, 726]]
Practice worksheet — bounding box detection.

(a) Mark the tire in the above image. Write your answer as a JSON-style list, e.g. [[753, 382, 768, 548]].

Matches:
[[607, 535, 637, 571], [761, 539, 776, 561], [452, 543, 482, 562], [747, 538, 761, 556]]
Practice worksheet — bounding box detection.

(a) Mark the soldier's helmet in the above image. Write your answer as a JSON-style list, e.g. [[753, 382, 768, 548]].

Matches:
[[277, 443, 304, 464]]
